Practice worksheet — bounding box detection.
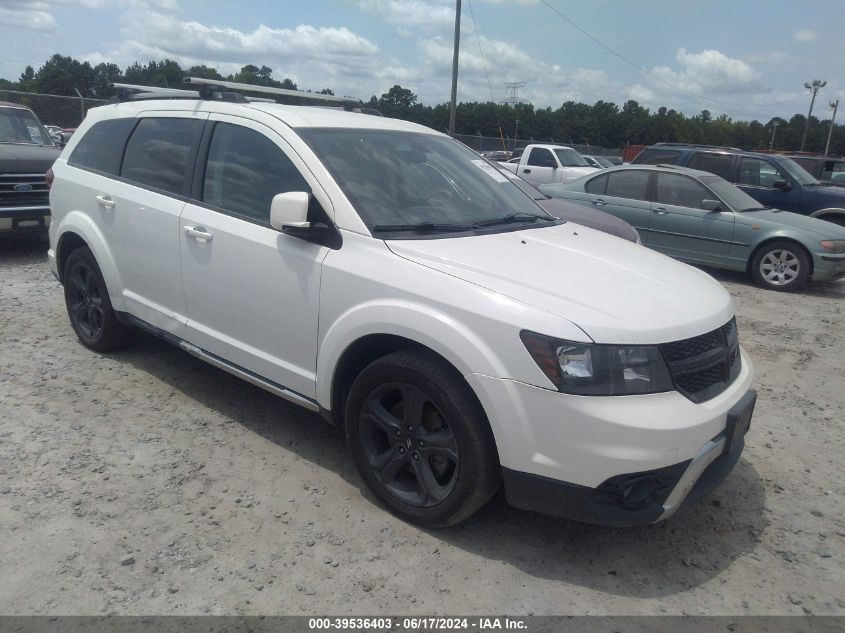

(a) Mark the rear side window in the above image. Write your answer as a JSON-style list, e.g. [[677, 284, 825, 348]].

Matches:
[[633, 148, 682, 165], [121, 118, 202, 196], [687, 152, 733, 180], [585, 173, 608, 194], [202, 122, 310, 223], [68, 118, 135, 175], [656, 173, 712, 209], [605, 170, 650, 200]]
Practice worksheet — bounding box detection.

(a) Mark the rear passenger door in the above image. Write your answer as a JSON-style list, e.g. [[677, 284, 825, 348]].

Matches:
[[179, 115, 330, 401], [587, 170, 653, 236], [83, 112, 205, 334], [648, 172, 734, 265]]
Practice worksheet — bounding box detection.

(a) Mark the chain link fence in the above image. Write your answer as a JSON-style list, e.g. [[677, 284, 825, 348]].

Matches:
[[0, 90, 108, 129], [453, 133, 620, 159]]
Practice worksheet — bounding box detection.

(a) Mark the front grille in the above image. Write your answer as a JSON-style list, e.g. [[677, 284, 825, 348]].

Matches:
[[660, 318, 741, 403], [0, 173, 50, 209]]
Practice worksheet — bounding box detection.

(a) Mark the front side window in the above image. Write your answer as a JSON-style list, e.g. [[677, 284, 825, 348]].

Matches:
[[202, 122, 309, 223], [121, 117, 202, 195], [527, 148, 556, 167], [688, 152, 733, 180], [738, 157, 783, 188], [297, 128, 548, 233], [69, 118, 135, 175], [605, 170, 650, 200], [656, 173, 712, 209]]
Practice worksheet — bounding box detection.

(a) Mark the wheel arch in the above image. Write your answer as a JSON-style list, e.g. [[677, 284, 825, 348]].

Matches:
[[54, 212, 125, 310], [746, 235, 814, 277], [809, 208, 845, 227]]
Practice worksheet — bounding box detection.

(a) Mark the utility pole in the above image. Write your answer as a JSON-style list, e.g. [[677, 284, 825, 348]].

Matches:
[[513, 118, 520, 156], [825, 99, 839, 156], [769, 121, 780, 150], [800, 79, 827, 151], [448, 0, 461, 137]]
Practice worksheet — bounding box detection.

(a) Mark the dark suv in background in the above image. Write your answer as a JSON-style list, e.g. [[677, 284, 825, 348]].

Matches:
[[632, 143, 845, 226]]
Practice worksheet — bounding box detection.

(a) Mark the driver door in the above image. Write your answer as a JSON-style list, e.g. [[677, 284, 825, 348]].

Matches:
[[519, 148, 557, 185], [178, 115, 332, 400]]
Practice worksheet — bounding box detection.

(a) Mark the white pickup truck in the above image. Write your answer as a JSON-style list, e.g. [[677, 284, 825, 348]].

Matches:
[[499, 144, 599, 185]]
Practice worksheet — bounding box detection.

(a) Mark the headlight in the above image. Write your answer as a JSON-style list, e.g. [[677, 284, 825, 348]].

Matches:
[[820, 240, 845, 252], [520, 331, 674, 395]]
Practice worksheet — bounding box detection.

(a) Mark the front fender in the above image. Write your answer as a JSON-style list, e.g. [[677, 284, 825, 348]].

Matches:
[[316, 299, 510, 410], [55, 211, 126, 311]]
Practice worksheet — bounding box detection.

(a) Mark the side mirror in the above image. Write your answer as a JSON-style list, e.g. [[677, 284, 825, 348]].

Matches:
[[772, 179, 792, 191], [270, 192, 310, 231], [701, 199, 722, 212]]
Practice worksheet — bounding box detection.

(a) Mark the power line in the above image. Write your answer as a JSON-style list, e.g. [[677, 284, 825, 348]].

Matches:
[[539, 0, 805, 110], [465, 0, 496, 103]]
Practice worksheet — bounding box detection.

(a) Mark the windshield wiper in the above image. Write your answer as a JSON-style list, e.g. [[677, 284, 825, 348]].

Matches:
[[371, 221, 480, 233], [476, 212, 555, 227], [743, 206, 772, 211]]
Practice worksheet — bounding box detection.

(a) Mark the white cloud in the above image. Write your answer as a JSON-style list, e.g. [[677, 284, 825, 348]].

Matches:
[[0, 0, 119, 34], [356, 0, 454, 31], [793, 29, 817, 42]]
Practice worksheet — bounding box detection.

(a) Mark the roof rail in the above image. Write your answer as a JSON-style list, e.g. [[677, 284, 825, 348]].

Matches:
[[113, 82, 271, 104], [653, 142, 742, 152], [183, 77, 361, 108]]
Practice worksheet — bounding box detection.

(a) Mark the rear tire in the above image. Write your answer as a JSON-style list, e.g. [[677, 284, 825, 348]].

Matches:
[[63, 246, 131, 351], [345, 350, 500, 527], [751, 241, 811, 292]]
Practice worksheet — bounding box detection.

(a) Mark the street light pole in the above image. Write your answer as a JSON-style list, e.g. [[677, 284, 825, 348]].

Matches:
[[800, 79, 827, 151], [770, 121, 780, 150], [825, 99, 839, 157], [448, 0, 462, 137]]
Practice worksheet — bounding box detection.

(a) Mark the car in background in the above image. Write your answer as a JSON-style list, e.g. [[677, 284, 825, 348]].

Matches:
[[540, 164, 845, 291], [498, 143, 599, 185], [481, 150, 512, 162], [582, 155, 614, 169], [494, 165, 640, 243], [631, 143, 845, 226], [786, 155, 845, 187], [0, 101, 60, 237], [604, 156, 623, 166], [44, 125, 66, 146]]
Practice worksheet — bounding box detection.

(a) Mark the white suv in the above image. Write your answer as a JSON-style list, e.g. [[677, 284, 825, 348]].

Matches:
[[47, 84, 756, 527]]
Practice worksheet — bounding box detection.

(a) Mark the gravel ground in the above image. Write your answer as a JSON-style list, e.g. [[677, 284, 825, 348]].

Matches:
[[0, 236, 843, 616]]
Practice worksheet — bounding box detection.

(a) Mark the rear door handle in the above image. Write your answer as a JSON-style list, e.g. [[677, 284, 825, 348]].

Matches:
[[653, 207, 668, 215], [184, 225, 213, 242], [593, 198, 605, 206], [95, 195, 115, 208]]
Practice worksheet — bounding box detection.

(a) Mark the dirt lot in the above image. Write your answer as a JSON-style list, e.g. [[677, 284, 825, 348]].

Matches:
[[0, 236, 843, 616]]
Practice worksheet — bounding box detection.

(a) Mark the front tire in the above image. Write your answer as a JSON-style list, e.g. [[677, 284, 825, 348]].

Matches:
[[345, 350, 500, 527], [63, 247, 131, 351], [751, 241, 810, 291]]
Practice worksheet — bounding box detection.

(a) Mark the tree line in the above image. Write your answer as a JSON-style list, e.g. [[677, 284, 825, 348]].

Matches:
[[1, 54, 842, 155]]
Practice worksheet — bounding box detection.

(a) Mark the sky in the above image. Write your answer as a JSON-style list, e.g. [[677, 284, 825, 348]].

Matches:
[[0, 0, 843, 122]]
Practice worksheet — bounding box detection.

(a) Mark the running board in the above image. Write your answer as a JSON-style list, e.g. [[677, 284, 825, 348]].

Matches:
[[122, 314, 319, 412]]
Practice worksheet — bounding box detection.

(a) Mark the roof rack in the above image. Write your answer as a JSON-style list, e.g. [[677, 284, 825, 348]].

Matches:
[[111, 78, 380, 115]]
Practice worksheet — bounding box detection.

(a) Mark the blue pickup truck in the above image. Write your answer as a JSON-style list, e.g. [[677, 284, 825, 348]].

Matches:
[[631, 144, 845, 226]]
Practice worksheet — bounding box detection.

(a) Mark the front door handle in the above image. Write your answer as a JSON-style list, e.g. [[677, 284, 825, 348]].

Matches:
[[95, 195, 115, 208], [523, 168, 531, 174], [184, 225, 213, 242], [653, 207, 668, 215], [593, 198, 605, 206]]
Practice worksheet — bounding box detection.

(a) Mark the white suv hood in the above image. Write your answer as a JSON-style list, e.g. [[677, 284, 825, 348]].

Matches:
[[386, 223, 734, 345]]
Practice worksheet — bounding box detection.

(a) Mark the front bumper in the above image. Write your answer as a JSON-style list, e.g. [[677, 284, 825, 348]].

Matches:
[[812, 251, 845, 281], [0, 206, 50, 233], [502, 389, 756, 526]]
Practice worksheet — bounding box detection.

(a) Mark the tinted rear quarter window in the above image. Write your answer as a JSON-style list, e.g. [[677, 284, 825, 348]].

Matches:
[[605, 170, 650, 200], [585, 173, 608, 194], [633, 148, 682, 165], [687, 152, 733, 180], [68, 118, 135, 175], [121, 118, 202, 196]]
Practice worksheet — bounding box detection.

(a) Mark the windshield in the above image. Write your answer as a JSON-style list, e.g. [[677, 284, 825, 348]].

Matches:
[[0, 106, 54, 146], [298, 128, 550, 234], [773, 156, 820, 186], [699, 175, 767, 211], [553, 148, 590, 167], [497, 168, 544, 200]]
